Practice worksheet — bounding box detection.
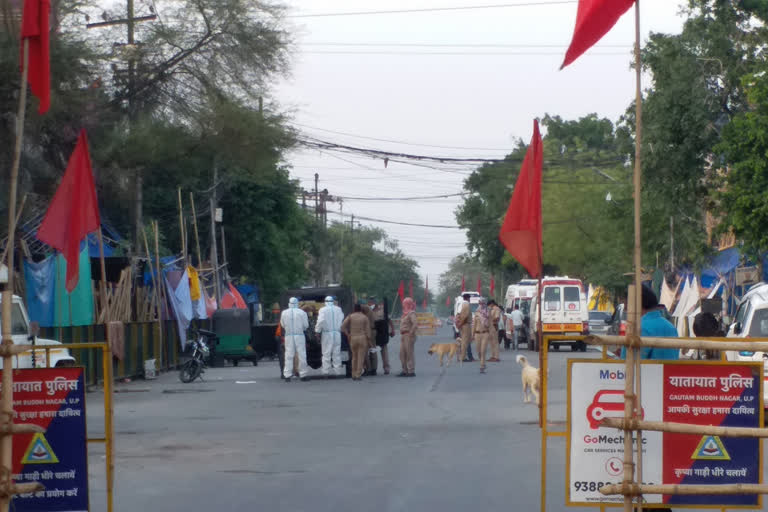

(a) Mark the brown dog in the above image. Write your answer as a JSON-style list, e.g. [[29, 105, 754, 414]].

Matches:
[[516, 354, 540, 405], [428, 342, 461, 367]]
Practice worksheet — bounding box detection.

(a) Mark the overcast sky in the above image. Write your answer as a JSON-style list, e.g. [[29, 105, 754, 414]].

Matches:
[[273, 0, 688, 288]]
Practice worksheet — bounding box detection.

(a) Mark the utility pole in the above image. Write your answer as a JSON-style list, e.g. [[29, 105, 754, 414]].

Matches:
[[314, 173, 319, 222], [210, 164, 221, 304], [87, 1, 156, 254], [669, 216, 674, 271]]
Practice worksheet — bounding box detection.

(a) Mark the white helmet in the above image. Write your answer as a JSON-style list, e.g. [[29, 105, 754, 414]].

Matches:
[[325, 296, 334, 304], [289, 297, 299, 309]]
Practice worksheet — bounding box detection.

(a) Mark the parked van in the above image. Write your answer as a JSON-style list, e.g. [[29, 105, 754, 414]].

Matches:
[[529, 276, 589, 352], [504, 280, 537, 342], [0, 295, 76, 368], [725, 283, 768, 408]]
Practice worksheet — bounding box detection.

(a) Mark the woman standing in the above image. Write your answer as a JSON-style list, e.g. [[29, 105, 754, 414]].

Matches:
[[398, 298, 418, 377]]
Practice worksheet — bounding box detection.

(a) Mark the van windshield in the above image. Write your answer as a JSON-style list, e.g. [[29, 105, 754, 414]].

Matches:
[[0, 303, 29, 335], [749, 309, 768, 337]]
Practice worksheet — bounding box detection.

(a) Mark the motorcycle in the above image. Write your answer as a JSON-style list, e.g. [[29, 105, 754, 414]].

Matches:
[[179, 329, 217, 383]]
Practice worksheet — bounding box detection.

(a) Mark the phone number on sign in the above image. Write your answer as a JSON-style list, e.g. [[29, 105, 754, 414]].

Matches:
[[574, 481, 655, 492]]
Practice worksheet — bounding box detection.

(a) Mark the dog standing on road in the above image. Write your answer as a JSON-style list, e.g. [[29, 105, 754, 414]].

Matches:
[[516, 354, 540, 405], [428, 342, 461, 367]]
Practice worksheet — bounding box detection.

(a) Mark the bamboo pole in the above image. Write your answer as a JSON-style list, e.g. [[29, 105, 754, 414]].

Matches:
[[584, 334, 768, 353], [189, 192, 202, 268], [601, 483, 768, 496], [177, 188, 186, 264], [0, 193, 27, 267], [0, 38, 29, 512], [623, 284, 638, 512], [153, 220, 165, 366], [628, 0, 645, 509], [141, 226, 157, 320], [601, 418, 768, 438]]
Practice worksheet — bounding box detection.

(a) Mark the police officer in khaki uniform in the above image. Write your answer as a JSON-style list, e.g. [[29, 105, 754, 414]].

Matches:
[[456, 294, 473, 362], [398, 297, 418, 377], [341, 304, 373, 381], [472, 297, 491, 373], [487, 300, 502, 362]]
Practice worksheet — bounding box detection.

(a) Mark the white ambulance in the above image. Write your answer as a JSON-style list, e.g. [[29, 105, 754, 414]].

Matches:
[[529, 276, 590, 352]]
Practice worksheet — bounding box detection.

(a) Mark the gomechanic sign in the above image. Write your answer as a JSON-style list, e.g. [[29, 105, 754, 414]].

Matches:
[[567, 360, 762, 508]]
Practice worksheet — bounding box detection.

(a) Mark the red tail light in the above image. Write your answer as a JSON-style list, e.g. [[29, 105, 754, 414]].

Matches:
[[619, 322, 627, 336], [582, 321, 589, 334]]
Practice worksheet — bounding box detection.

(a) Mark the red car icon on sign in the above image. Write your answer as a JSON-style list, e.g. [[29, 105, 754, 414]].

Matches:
[[586, 390, 645, 429]]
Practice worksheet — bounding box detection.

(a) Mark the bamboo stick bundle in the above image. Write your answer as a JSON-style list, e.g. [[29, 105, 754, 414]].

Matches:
[[601, 418, 768, 438], [600, 483, 768, 496], [584, 334, 768, 353]]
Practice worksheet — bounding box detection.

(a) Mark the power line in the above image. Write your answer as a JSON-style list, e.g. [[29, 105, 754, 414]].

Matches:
[[339, 192, 466, 201], [287, 1, 576, 18], [303, 50, 627, 56], [301, 42, 630, 49], [293, 122, 512, 151]]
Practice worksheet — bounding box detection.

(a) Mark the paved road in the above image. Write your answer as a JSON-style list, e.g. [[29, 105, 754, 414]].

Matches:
[[79, 325, 766, 511]]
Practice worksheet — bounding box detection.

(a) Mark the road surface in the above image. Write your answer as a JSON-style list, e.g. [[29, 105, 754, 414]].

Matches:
[[78, 325, 766, 511]]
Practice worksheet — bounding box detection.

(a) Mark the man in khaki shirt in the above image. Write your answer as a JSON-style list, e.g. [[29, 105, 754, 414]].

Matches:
[[487, 300, 502, 362], [472, 297, 491, 373], [341, 304, 372, 381], [456, 294, 473, 362], [398, 297, 418, 377]]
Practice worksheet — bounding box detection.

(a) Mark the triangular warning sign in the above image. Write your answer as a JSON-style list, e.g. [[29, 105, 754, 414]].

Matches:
[[691, 435, 730, 461], [21, 433, 59, 465]]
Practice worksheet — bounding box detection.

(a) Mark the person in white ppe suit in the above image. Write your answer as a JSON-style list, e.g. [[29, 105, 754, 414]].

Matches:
[[315, 296, 345, 378], [281, 297, 310, 381]]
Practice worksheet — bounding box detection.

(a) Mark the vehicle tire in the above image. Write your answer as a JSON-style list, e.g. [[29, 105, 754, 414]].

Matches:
[[252, 359, 258, 366], [179, 360, 202, 383], [344, 360, 352, 378], [577, 341, 587, 352], [552, 343, 560, 351], [233, 359, 239, 367]]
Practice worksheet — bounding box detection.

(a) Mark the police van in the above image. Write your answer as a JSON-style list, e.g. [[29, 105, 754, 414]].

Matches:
[[529, 276, 589, 352]]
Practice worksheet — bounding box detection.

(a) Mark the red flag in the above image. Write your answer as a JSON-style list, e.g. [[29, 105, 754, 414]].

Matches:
[[397, 281, 405, 302], [561, 0, 635, 69], [499, 119, 543, 278], [477, 277, 482, 294], [409, 280, 413, 299], [461, 275, 465, 292], [21, 0, 51, 114], [423, 276, 429, 308], [37, 130, 100, 291], [490, 277, 495, 297], [446, 296, 451, 307]]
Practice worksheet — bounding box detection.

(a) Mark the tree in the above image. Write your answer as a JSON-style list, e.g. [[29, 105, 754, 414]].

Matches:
[[714, 70, 768, 276]]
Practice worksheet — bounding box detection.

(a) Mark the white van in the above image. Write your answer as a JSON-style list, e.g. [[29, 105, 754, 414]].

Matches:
[[725, 283, 768, 408], [529, 276, 589, 352], [0, 295, 76, 368], [504, 280, 537, 339]]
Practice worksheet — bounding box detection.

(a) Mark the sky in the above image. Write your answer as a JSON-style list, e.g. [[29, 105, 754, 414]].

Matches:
[[273, 0, 689, 288]]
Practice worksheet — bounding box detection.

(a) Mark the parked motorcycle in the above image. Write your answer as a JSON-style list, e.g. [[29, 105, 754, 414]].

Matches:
[[179, 330, 217, 383]]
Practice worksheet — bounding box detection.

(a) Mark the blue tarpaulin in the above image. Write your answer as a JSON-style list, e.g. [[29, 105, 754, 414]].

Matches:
[[24, 256, 56, 327]]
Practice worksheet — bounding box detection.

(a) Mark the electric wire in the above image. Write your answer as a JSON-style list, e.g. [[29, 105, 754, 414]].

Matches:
[[287, 1, 577, 19]]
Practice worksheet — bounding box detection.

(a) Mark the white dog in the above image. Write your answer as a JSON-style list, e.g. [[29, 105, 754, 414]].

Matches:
[[516, 354, 540, 405]]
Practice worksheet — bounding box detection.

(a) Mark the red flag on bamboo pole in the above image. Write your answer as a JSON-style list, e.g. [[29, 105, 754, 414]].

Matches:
[[490, 277, 495, 297], [409, 280, 413, 299], [36, 130, 100, 291], [446, 296, 451, 307], [461, 275, 465, 292], [499, 119, 543, 278], [21, 0, 51, 113], [397, 281, 405, 303], [423, 276, 428, 309], [561, 0, 635, 69]]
